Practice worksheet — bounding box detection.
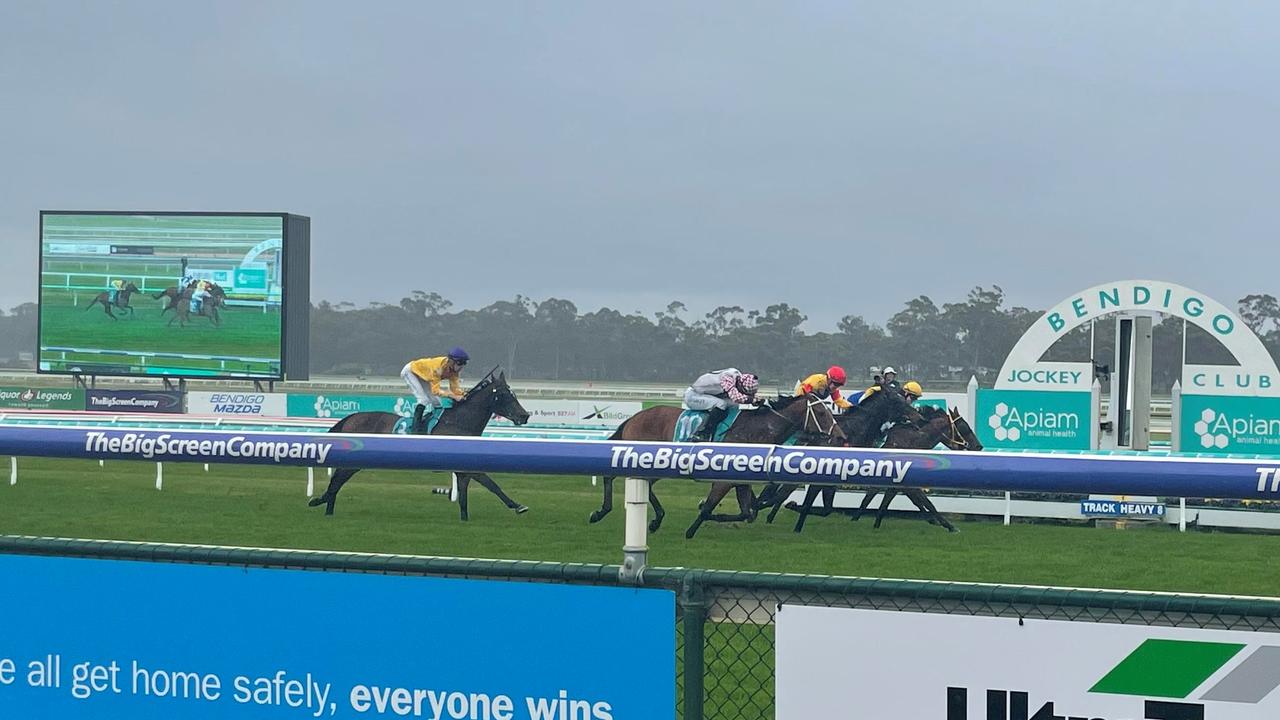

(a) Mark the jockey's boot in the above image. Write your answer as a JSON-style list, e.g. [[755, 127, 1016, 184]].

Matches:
[[691, 406, 729, 442], [412, 404, 427, 434]]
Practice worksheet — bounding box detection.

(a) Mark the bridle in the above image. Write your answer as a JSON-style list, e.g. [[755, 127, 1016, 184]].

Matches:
[[941, 411, 971, 450]]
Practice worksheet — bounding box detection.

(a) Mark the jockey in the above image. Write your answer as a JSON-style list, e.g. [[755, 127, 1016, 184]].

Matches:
[[108, 279, 126, 304], [795, 365, 853, 410], [881, 366, 902, 392], [902, 380, 924, 403], [190, 279, 212, 314], [401, 347, 469, 433], [683, 368, 761, 442]]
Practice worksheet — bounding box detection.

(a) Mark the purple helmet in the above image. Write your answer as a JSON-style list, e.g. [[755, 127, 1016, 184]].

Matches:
[[447, 347, 469, 364]]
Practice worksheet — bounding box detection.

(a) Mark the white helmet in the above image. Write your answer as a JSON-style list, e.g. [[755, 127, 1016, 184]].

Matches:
[[883, 366, 897, 375]]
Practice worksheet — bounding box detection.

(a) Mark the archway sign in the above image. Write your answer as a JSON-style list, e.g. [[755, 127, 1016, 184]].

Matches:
[[978, 280, 1280, 454]]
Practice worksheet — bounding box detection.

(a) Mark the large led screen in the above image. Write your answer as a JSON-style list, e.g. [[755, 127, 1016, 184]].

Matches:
[[38, 212, 295, 379]]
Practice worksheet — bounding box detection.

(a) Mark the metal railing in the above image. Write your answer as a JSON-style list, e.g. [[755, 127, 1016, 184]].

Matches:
[[3, 536, 1278, 720]]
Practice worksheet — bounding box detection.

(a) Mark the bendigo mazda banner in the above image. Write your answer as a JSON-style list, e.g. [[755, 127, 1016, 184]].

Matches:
[[0, 554, 675, 719], [778, 605, 1280, 719], [188, 391, 287, 418], [84, 389, 184, 414], [38, 212, 310, 380]]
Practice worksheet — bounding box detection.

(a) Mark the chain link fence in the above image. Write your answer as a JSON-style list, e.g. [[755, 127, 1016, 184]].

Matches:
[[4, 536, 1279, 720]]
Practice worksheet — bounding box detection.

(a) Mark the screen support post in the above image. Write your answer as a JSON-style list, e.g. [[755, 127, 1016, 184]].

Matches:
[[71, 374, 97, 390], [162, 378, 187, 393], [253, 380, 275, 393]]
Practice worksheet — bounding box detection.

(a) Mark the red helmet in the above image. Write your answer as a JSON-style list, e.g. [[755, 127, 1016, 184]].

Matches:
[[826, 366, 847, 385]]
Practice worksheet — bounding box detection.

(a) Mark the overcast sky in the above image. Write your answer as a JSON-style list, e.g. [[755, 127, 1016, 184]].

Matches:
[[3, 2, 1277, 330]]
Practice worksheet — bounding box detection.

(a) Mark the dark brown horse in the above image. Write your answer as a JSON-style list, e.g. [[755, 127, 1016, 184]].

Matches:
[[584, 394, 845, 536], [307, 370, 532, 520], [155, 282, 227, 314], [166, 288, 226, 327], [852, 405, 983, 532], [752, 387, 925, 528], [83, 282, 141, 319]]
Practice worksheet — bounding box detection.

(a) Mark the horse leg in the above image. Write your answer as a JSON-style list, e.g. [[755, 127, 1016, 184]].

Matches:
[[910, 490, 958, 533], [873, 489, 897, 529], [103, 302, 117, 320], [456, 473, 471, 520], [647, 479, 665, 533], [307, 468, 361, 516], [589, 476, 616, 523], [852, 489, 878, 521], [753, 482, 780, 513], [792, 485, 822, 533], [686, 482, 733, 539], [807, 487, 836, 517], [470, 472, 528, 514], [766, 484, 799, 524]]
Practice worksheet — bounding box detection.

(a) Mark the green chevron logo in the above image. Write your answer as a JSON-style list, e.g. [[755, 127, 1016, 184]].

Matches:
[[1092, 639, 1280, 704]]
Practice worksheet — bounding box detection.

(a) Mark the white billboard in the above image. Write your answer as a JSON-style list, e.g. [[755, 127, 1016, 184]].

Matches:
[[187, 391, 288, 418], [778, 604, 1280, 719]]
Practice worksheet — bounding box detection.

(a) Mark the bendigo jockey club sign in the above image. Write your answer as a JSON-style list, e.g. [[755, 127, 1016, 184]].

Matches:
[[977, 280, 1280, 453]]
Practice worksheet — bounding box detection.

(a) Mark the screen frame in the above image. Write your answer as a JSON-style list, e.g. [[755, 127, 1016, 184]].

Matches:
[[37, 210, 293, 381]]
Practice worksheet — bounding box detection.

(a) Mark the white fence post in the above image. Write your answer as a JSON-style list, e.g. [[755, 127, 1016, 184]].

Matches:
[[155, 462, 163, 491], [620, 477, 649, 582], [1003, 492, 1012, 526], [307, 467, 315, 497], [9, 457, 16, 486], [1179, 497, 1187, 532], [966, 376, 979, 423]]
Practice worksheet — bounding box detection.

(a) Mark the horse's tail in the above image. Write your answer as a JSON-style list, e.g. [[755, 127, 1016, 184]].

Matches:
[[83, 296, 97, 310]]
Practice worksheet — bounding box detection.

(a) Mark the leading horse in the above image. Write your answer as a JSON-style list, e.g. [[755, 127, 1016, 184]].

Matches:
[[83, 282, 142, 319], [307, 370, 533, 521]]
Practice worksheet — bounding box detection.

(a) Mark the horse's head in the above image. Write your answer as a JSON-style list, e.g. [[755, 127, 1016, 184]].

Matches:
[[771, 394, 845, 445], [943, 407, 983, 451], [125, 282, 141, 293], [866, 386, 926, 426], [468, 370, 530, 426]]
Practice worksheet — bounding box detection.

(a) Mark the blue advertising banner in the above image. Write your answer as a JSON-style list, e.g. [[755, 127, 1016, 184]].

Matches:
[[0, 426, 1279, 500], [0, 554, 675, 719], [84, 389, 185, 414]]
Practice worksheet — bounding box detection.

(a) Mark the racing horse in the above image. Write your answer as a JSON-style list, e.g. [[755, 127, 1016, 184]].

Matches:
[[851, 405, 982, 532], [584, 394, 845, 535], [307, 369, 533, 521], [155, 282, 228, 316], [83, 281, 141, 319], [750, 387, 925, 531], [166, 288, 227, 327]]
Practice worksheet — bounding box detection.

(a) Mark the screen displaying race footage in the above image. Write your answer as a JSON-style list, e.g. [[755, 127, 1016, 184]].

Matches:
[[38, 213, 289, 379]]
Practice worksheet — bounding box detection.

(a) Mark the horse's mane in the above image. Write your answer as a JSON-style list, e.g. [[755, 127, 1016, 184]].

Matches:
[[916, 405, 947, 419], [767, 394, 808, 411], [459, 366, 504, 403]]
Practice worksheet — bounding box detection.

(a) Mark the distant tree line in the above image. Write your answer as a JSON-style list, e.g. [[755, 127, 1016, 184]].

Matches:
[[309, 287, 1280, 389], [7, 289, 1279, 387]]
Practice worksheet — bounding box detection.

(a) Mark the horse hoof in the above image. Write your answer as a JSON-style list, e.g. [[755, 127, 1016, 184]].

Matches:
[[648, 518, 663, 533], [513, 505, 529, 514], [947, 527, 961, 534], [684, 528, 697, 539], [588, 511, 605, 524], [307, 497, 325, 507]]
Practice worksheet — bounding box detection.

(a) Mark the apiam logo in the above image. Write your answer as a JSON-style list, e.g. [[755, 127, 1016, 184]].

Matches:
[[987, 402, 1080, 443], [951, 638, 1275, 719], [313, 396, 362, 419], [1194, 408, 1280, 450]]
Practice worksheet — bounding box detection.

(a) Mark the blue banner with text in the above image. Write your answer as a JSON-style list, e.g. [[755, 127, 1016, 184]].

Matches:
[[0, 554, 674, 719]]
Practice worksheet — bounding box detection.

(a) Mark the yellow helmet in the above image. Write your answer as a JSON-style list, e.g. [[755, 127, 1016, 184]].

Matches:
[[902, 381, 923, 397]]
